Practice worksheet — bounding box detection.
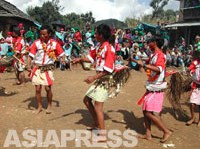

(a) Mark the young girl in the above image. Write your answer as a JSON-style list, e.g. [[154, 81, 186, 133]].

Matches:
[[137, 37, 172, 143], [186, 50, 200, 127], [12, 27, 26, 85], [72, 24, 115, 142]]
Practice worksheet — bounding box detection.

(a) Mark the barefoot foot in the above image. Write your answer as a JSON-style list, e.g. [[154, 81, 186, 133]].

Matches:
[[186, 118, 196, 126], [86, 126, 99, 131], [92, 135, 107, 142], [46, 107, 52, 114], [197, 121, 200, 127], [160, 131, 172, 143], [33, 107, 43, 114], [136, 134, 152, 140]]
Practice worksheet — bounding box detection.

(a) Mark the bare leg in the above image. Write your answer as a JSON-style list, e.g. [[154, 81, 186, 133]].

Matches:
[[19, 71, 26, 85], [145, 111, 172, 143], [45, 86, 53, 114], [34, 85, 43, 114], [94, 101, 104, 130], [15, 70, 21, 85], [83, 96, 98, 128], [92, 101, 107, 142], [186, 103, 196, 125], [143, 111, 152, 140]]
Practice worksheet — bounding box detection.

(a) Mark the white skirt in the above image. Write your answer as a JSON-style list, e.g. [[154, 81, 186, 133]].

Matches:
[[190, 88, 200, 105]]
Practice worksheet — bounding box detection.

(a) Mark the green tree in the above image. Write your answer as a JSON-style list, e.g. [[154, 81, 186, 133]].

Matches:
[[26, 0, 63, 25], [150, 0, 169, 18], [63, 12, 95, 29], [125, 17, 139, 28]]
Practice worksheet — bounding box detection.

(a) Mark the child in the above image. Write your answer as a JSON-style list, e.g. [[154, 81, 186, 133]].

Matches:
[[12, 27, 26, 85], [61, 41, 72, 70], [115, 55, 124, 65], [186, 51, 200, 127], [72, 24, 115, 142]]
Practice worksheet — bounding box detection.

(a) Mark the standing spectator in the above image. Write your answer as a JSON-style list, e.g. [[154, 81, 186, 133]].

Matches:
[[0, 33, 9, 57]]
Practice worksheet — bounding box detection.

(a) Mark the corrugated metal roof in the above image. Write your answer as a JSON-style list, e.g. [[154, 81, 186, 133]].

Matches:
[[165, 22, 200, 28]]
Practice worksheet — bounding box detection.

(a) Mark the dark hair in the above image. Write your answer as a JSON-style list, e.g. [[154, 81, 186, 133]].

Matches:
[[12, 27, 21, 36], [147, 36, 164, 49], [40, 25, 54, 34], [96, 24, 111, 41], [109, 34, 116, 47], [192, 50, 200, 61]]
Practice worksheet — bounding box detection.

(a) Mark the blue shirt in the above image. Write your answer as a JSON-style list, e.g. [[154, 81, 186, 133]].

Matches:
[[63, 44, 72, 57], [0, 43, 8, 56]]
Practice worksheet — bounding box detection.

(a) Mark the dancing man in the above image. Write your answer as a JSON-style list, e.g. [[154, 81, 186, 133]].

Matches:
[[27, 25, 65, 114]]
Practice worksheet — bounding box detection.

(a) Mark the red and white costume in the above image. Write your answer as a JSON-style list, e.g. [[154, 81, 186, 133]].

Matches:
[[143, 49, 167, 113], [29, 39, 64, 86], [188, 60, 200, 105], [87, 41, 115, 73], [85, 41, 115, 102], [146, 50, 167, 91], [14, 37, 26, 71], [14, 37, 25, 54]]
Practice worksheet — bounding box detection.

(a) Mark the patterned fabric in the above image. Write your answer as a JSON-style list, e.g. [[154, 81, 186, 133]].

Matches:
[[85, 85, 109, 102], [85, 41, 116, 101], [29, 39, 64, 65], [190, 88, 200, 105], [14, 37, 25, 54], [13, 37, 26, 71], [14, 61, 25, 72], [30, 66, 54, 86], [146, 49, 166, 84], [87, 41, 115, 73], [189, 60, 200, 84]]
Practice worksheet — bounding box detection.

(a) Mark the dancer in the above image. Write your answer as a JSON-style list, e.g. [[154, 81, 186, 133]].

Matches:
[[27, 25, 65, 114], [136, 37, 172, 143], [12, 27, 26, 85], [186, 50, 200, 127], [72, 24, 115, 141]]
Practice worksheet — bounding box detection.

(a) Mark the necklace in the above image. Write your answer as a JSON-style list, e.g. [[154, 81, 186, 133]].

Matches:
[[41, 40, 56, 60]]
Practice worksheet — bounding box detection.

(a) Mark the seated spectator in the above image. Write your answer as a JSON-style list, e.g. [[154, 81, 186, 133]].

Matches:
[[0, 34, 9, 58], [121, 38, 130, 60], [137, 48, 148, 62], [129, 51, 140, 71], [115, 55, 124, 65]]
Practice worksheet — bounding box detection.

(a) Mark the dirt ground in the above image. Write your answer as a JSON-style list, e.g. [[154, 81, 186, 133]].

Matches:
[[0, 65, 200, 149]]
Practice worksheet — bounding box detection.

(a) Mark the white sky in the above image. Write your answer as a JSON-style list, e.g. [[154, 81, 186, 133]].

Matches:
[[6, 0, 180, 21]]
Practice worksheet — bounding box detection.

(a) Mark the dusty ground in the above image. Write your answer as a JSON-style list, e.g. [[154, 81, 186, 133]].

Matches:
[[0, 65, 200, 149]]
